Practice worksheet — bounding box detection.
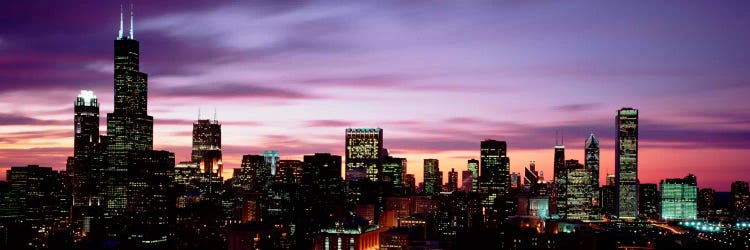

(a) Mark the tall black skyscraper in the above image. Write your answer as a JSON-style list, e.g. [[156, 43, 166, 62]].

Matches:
[[70, 90, 99, 206], [552, 137, 566, 217], [106, 8, 153, 211], [479, 140, 510, 204], [616, 108, 639, 219]]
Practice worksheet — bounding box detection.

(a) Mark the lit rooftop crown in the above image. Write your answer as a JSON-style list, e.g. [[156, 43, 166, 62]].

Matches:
[[77, 90, 97, 106]]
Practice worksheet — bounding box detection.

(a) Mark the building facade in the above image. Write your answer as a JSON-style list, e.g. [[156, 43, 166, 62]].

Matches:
[[616, 108, 639, 219], [660, 174, 697, 220], [345, 128, 383, 181]]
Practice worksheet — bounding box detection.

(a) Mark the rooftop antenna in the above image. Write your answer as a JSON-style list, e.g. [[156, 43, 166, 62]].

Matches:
[[213, 108, 217, 121], [118, 5, 124, 39], [561, 128, 564, 145], [555, 130, 559, 146], [129, 4, 134, 39], [198, 108, 201, 120]]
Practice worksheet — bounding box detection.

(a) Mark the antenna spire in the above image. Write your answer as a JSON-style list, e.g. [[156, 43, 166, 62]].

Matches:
[[198, 108, 201, 120], [213, 108, 217, 121], [555, 130, 559, 146], [129, 4, 134, 39], [118, 5, 124, 39], [561, 128, 564, 145]]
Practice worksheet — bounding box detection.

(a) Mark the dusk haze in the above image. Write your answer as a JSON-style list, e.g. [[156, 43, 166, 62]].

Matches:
[[1, 1, 749, 249]]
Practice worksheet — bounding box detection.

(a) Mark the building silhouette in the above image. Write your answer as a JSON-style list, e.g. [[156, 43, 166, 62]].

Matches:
[[639, 183, 659, 220], [731, 181, 750, 219]]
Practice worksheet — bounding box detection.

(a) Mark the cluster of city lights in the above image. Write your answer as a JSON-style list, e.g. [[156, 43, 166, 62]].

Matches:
[[678, 221, 722, 232], [736, 222, 750, 229]]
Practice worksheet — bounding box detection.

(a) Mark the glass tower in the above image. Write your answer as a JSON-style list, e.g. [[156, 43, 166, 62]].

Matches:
[[660, 174, 697, 220], [616, 107, 639, 219]]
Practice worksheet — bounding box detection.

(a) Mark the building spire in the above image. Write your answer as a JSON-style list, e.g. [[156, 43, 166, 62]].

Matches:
[[198, 108, 201, 120], [213, 108, 217, 121], [129, 4, 134, 39], [118, 4, 124, 39]]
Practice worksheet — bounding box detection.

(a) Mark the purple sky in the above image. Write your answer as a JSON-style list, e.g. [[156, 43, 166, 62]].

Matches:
[[1, 1, 750, 191]]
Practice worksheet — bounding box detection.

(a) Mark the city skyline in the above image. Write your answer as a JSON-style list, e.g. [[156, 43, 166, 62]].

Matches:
[[2, 1, 750, 191]]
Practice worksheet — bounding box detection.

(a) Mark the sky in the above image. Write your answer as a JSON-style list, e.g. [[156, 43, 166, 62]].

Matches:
[[1, 1, 749, 191]]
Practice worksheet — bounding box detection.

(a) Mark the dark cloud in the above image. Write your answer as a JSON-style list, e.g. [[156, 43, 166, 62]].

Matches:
[[305, 119, 353, 127], [554, 103, 602, 112], [152, 83, 315, 99], [0, 114, 68, 126]]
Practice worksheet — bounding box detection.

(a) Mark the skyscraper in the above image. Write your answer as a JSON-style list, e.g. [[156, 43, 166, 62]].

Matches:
[[552, 138, 566, 217], [585, 133, 600, 189], [423, 159, 440, 195], [70, 90, 100, 206], [479, 140, 510, 205], [467, 159, 479, 192], [616, 107, 639, 219], [461, 170, 473, 193], [524, 162, 539, 195], [236, 155, 268, 191], [566, 159, 596, 220], [106, 8, 153, 211], [262, 150, 280, 176], [660, 174, 697, 220], [382, 156, 406, 190], [447, 168, 458, 192], [731, 181, 750, 219], [697, 188, 715, 219], [345, 128, 383, 181], [191, 118, 222, 175], [639, 183, 659, 219]]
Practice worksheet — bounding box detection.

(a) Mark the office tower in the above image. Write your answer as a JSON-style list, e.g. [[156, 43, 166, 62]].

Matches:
[[510, 172, 521, 189], [660, 174, 697, 220], [126, 150, 176, 244], [467, 159, 479, 192], [565, 159, 596, 219], [552, 138, 566, 217], [447, 169, 458, 192], [731, 181, 750, 219], [585, 133, 600, 187], [585, 133, 600, 209], [698, 188, 715, 219], [606, 174, 616, 186], [345, 128, 383, 181], [262, 150, 280, 176], [437, 171, 444, 192], [524, 162, 539, 195], [423, 159, 440, 195], [303, 153, 345, 220], [616, 107, 639, 219], [237, 155, 268, 191], [302, 153, 343, 190], [276, 160, 303, 185], [382, 156, 406, 190], [404, 174, 416, 194], [191, 118, 222, 175], [479, 140, 510, 199], [69, 90, 100, 207], [105, 9, 154, 212], [639, 184, 659, 219], [6, 165, 69, 229], [462, 170, 473, 193], [601, 181, 616, 216]]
